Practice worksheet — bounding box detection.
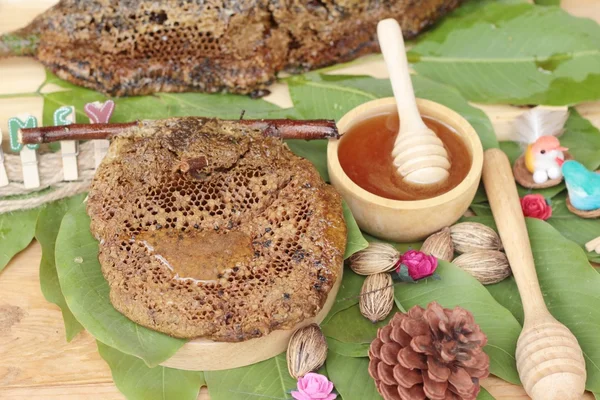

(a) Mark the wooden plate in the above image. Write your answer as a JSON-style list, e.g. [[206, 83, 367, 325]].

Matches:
[[160, 266, 343, 371], [567, 197, 600, 219], [513, 152, 573, 189]]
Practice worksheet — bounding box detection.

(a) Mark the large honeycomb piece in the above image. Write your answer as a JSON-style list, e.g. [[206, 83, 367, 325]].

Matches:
[[86, 118, 346, 341], [8, 0, 462, 96]]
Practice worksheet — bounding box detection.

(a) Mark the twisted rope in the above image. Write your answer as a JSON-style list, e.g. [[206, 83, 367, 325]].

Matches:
[[0, 142, 95, 213]]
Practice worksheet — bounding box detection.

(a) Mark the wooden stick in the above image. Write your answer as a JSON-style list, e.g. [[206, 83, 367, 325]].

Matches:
[[483, 148, 586, 400], [19, 122, 137, 145], [240, 119, 339, 140], [378, 19, 450, 185], [19, 119, 339, 144], [585, 236, 600, 253]]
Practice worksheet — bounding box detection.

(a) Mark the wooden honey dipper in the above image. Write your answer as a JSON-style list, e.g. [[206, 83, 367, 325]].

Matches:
[[483, 148, 586, 400], [377, 19, 450, 185]]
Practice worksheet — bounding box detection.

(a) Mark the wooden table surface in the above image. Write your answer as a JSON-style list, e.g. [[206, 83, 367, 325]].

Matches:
[[0, 1, 599, 399]]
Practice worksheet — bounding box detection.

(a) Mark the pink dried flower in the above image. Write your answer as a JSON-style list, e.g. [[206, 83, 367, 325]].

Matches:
[[521, 194, 552, 220], [291, 373, 337, 400], [399, 250, 438, 280]]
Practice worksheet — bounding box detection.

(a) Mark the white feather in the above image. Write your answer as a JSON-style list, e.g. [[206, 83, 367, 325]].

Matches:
[[513, 105, 569, 144]]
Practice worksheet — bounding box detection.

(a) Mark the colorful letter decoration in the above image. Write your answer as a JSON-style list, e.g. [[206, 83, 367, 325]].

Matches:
[[84, 100, 115, 168], [54, 106, 79, 181], [0, 129, 8, 187], [8, 115, 40, 189], [8, 115, 39, 152]]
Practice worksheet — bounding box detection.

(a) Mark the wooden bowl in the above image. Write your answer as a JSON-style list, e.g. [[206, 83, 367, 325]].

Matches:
[[159, 266, 342, 371], [327, 98, 483, 242]]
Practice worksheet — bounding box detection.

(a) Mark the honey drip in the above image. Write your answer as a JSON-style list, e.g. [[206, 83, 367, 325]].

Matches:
[[338, 111, 471, 201], [136, 230, 253, 281]]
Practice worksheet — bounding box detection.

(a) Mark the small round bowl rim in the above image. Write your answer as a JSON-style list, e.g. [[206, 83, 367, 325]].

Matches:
[[327, 97, 484, 210]]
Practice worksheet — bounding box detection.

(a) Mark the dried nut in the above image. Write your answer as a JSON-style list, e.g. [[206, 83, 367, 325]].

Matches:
[[349, 243, 400, 275], [450, 222, 503, 254], [286, 324, 328, 379], [421, 227, 454, 262], [452, 250, 511, 285], [360, 273, 394, 323]]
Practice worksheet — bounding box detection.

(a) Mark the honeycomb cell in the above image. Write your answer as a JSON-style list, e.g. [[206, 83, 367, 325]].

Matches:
[[87, 118, 346, 341]]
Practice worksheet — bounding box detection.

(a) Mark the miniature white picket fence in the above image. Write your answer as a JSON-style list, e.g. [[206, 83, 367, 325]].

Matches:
[[0, 101, 114, 213]]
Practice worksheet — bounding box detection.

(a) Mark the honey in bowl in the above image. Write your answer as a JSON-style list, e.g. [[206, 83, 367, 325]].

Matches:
[[338, 110, 471, 201]]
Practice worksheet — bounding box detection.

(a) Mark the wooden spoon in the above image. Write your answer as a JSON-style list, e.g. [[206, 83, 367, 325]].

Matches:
[[483, 148, 586, 400], [377, 19, 450, 185]]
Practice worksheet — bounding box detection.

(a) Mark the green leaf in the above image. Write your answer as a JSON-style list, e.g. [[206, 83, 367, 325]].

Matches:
[[478, 387, 496, 400], [41, 70, 299, 150], [285, 139, 329, 181], [288, 73, 497, 151], [288, 73, 391, 121], [317, 363, 330, 379], [322, 304, 396, 345], [36, 193, 86, 341], [486, 276, 524, 325], [485, 219, 600, 392], [55, 201, 186, 366], [498, 141, 522, 166], [411, 75, 498, 150], [205, 353, 295, 400], [343, 202, 369, 260], [362, 232, 422, 257], [462, 214, 525, 326], [393, 265, 416, 283], [534, 0, 560, 4], [471, 203, 494, 217], [394, 262, 522, 384], [41, 73, 286, 126], [326, 352, 382, 400], [473, 185, 489, 204], [561, 109, 600, 171], [547, 193, 600, 263], [322, 267, 364, 325], [459, 215, 497, 229], [326, 337, 370, 358], [410, 2, 600, 105], [0, 207, 41, 271], [97, 341, 204, 400]]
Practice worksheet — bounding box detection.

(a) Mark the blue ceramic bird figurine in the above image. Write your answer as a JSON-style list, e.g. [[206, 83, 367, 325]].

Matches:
[[561, 160, 600, 211]]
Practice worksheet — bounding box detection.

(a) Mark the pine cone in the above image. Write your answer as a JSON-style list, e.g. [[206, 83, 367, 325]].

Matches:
[[368, 302, 489, 400]]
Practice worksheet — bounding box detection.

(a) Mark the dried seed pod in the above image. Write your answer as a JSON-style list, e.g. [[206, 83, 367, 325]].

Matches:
[[360, 273, 394, 323], [286, 324, 328, 379], [450, 222, 503, 254], [452, 250, 511, 285], [349, 243, 400, 276], [421, 227, 454, 262]]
